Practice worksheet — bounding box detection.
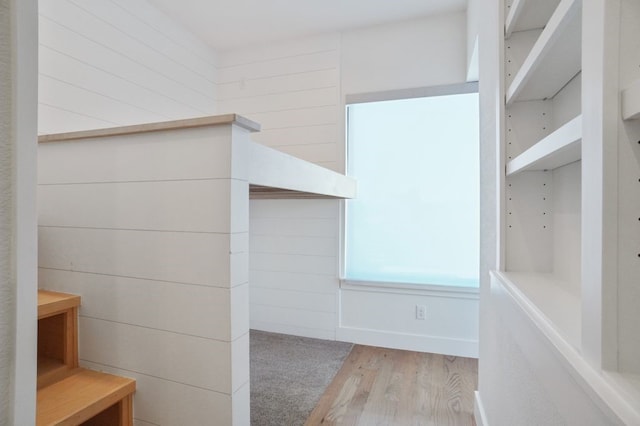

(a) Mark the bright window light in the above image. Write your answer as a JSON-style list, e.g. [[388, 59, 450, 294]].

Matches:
[[345, 92, 479, 287]]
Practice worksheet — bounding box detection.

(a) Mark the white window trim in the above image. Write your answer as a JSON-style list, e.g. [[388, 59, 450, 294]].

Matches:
[[340, 279, 479, 300], [345, 82, 479, 105]]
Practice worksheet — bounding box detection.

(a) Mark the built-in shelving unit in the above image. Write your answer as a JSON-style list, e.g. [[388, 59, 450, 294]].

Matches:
[[495, 0, 640, 422], [622, 79, 640, 120], [501, 0, 583, 351], [506, 0, 581, 104], [505, 0, 563, 38], [506, 115, 581, 175]]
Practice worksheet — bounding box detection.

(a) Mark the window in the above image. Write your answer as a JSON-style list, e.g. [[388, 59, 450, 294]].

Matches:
[[344, 89, 479, 287]]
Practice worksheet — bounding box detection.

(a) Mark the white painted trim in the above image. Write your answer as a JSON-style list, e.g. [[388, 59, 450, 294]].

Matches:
[[12, 0, 38, 424], [336, 326, 478, 358], [248, 141, 357, 199], [474, 391, 488, 426], [621, 79, 640, 120], [345, 82, 479, 105], [492, 272, 640, 425], [341, 279, 479, 300]]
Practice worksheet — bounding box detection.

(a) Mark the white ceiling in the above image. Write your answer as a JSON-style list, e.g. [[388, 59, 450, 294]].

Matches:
[[147, 0, 467, 51]]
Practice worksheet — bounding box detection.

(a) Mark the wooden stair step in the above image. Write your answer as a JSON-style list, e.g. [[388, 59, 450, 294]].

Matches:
[[37, 368, 136, 426], [37, 289, 80, 389], [38, 290, 80, 319]]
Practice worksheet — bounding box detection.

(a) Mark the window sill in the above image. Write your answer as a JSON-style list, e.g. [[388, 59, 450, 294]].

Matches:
[[340, 279, 479, 299]]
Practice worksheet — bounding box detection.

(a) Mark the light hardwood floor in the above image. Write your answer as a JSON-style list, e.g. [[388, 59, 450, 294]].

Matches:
[[305, 345, 478, 426]]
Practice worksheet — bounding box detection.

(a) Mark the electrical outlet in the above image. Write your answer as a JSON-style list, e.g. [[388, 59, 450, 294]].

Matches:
[[416, 304, 426, 320]]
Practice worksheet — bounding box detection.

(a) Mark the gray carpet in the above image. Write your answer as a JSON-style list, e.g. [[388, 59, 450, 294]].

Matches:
[[250, 330, 353, 426]]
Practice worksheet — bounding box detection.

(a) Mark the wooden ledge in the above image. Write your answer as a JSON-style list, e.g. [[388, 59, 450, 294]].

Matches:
[[38, 290, 81, 320], [37, 368, 136, 426], [38, 114, 261, 143]]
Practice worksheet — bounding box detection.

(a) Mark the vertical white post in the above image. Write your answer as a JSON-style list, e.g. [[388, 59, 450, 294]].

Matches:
[[228, 125, 251, 425], [581, 0, 620, 370], [9, 0, 38, 424]]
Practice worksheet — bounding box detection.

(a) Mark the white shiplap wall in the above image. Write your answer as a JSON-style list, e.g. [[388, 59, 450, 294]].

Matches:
[[217, 33, 342, 172], [38, 0, 217, 135], [38, 124, 253, 425], [217, 33, 343, 340], [36, 2, 235, 424], [219, 14, 478, 354], [249, 199, 340, 340]]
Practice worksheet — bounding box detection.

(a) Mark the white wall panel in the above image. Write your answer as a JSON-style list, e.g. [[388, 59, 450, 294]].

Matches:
[[39, 0, 214, 95], [60, 0, 216, 82], [251, 287, 336, 312], [250, 270, 338, 294], [81, 360, 233, 426], [38, 18, 213, 118], [342, 13, 467, 94], [274, 143, 337, 163], [249, 200, 339, 339], [79, 317, 238, 393], [251, 124, 338, 147], [38, 123, 252, 424], [38, 127, 233, 184], [250, 217, 337, 237], [250, 305, 336, 333], [38, 226, 236, 287], [249, 199, 338, 218], [39, 74, 165, 124], [340, 287, 479, 341], [218, 87, 337, 115], [218, 69, 338, 99], [38, 0, 217, 135], [108, 0, 216, 69], [39, 46, 202, 119], [217, 50, 339, 84], [250, 235, 335, 257], [218, 33, 340, 67], [250, 252, 336, 276], [217, 33, 341, 179], [38, 268, 245, 341], [38, 180, 240, 233], [245, 105, 339, 130], [38, 103, 116, 135]]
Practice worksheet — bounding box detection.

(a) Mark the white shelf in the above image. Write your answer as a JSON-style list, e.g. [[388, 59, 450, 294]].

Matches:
[[506, 0, 581, 105], [602, 372, 640, 424], [622, 79, 640, 120], [249, 142, 357, 199], [495, 271, 581, 350], [496, 273, 640, 425], [505, 0, 561, 37], [507, 115, 581, 175]]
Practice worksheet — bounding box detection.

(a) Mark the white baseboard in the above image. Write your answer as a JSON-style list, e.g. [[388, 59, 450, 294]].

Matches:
[[335, 326, 478, 358], [474, 391, 488, 426]]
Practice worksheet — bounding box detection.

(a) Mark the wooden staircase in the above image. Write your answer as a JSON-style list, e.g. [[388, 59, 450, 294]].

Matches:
[[37, 290, 136, 425]]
